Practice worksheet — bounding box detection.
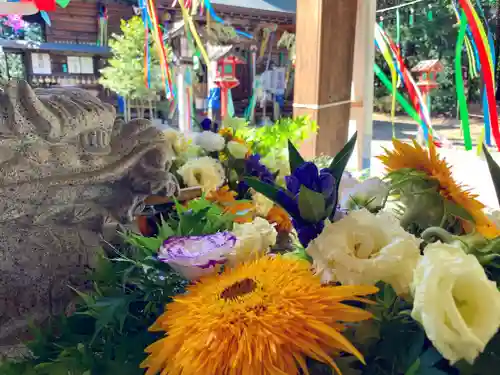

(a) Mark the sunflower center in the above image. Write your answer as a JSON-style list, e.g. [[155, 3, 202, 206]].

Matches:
[[220, 278, 257, 300]]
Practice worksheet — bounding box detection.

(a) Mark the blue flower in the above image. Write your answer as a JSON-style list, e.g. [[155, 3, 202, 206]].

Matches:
[[200, 118, 219, 133]]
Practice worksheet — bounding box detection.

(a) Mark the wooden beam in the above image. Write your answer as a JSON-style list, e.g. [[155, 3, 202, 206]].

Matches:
[[293, 0, 358, 158]]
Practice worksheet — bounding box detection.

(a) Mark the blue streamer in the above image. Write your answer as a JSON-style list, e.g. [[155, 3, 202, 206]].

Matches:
[[203, 0, 253, 39]]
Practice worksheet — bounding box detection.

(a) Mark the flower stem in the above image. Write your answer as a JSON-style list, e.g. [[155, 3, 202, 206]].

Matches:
[[421, 227, 454, 244]]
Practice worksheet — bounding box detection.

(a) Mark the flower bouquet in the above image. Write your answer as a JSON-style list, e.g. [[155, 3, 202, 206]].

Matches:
[[2, 132, 500, 375]]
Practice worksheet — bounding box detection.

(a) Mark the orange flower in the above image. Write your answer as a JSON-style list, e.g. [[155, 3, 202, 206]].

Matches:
[[206, 186, 236, 205], [218, 127, 234, 139], [267, 205, 293, 233], [224, 201, 256, 223]]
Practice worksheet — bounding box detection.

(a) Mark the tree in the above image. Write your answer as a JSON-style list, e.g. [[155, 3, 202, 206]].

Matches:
[[375, 0, 496, 115], [99, 16, 164, 100]]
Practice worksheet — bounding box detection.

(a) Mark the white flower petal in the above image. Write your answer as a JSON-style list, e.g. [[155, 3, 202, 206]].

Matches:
[[412, 242, 500, 364], [306, 208, 421, 295]]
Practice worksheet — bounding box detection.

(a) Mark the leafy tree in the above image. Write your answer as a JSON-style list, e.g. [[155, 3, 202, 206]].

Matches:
[[99, 16, 164, 100], [375, 0, 496, 115]]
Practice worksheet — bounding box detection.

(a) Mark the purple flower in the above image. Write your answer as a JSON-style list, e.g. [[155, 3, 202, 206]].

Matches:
[[277, 162, 339, 247], [239, 154, 276, 196], [158, 232, 236, 280]]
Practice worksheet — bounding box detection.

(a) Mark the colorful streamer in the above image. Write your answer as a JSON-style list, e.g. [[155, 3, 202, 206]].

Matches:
[[203, 0, 252, 39], [375, 24, 397, 136], [178, 0, 210, 66], [455, 9, 472, 150], [457, 0, 500, 150]]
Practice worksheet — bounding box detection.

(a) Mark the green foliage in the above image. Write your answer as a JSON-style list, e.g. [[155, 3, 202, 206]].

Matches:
[[232, 116, 317, 163], [0, 197, 235, 375], [99, 16, 166, 99], [0, 246, 186, 375]]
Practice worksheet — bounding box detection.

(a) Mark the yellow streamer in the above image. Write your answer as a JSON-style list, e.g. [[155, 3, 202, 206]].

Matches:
[[260, 28, 271, 58], [147, 0, 168, 92], [466, 0, 493, 80], [375, 24, 397, 136], [477, 127, 485, 156], [179, 0, 210, 67]]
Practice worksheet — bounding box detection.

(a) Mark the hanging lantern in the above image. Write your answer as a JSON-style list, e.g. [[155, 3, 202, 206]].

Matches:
[[379, 16, 384, 27], [427, 5, 433, 21]]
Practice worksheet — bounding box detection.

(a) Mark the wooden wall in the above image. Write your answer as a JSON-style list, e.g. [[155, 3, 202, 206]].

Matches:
[[45, 0, 134, 44]]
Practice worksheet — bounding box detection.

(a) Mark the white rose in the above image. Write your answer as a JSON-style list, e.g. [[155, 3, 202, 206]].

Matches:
[[306, 208, 421, 294], [340, 177, 390, 210], [412, 242, 500, 364], [177, 157, 225, 193], [228, 217, 278, 266], [194, 131, 226, 152], [227, 141, 249, 159]]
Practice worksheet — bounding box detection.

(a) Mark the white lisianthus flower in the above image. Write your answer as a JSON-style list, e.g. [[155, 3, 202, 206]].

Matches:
[[194, 131, 226, 152], [252, 191, 274, 217], [177, 157, 225, 193], [227, 141, 249, 159], [338, 171, 359, 200], [228, 217, 278, 266], [306, 208, 421, 294], [486, 208, 500, 227], [340, 177, 390, 211], [411, 242, 500, 364], [158, 232, 236, 280]]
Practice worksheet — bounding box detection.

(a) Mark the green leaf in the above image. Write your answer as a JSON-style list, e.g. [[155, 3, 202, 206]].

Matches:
[[405, 358, 420, 375], [298, 186, 326, 222], [328, 131, 357, 184], [288, 140, 305, 173], [244, 177, 282, 202], [444, 200, 474, 222], [419, 347, 443, 368], [483, 145, 500, 208]]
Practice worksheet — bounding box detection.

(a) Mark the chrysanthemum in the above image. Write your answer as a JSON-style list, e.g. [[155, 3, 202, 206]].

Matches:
[[207, 185, 237, 204], [378, 139, 499, 238], [141, 256, 377, 375]]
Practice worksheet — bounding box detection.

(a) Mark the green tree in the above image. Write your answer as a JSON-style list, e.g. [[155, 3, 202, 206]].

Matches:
[[375, 0, 496, 115], [99, 16, 164, 99]]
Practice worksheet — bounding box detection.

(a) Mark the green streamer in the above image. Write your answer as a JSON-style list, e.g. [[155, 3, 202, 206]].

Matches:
[[409, 8, 414, 26], [374, 64, 421, 124], [455, 10, 472, 150]]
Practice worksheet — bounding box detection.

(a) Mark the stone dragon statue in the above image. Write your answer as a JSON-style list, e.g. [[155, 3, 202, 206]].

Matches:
[[0, 81, 178, 343]]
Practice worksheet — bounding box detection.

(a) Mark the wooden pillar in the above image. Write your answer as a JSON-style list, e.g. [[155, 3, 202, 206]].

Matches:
[[294, 0, 358, 158], [350, 0, 376, 172]]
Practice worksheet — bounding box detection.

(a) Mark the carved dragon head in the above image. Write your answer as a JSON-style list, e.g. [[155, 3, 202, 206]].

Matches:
[[0, 81, 178, 225]]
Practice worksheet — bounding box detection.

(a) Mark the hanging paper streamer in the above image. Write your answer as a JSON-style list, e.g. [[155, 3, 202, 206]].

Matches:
[[457, 0, 499, 150], [374, 64, 422, 124], [178, 0, 210, 66], [141, 0, 174, 98], [55, 0, 70, 8], [40, 10, 51, 25], [455, 10, 472, 150], [409, 8, 414, 26], [97, 3, 108, 46], [396, 10, 400, 46], [260, 28, 272, 59], [202, 0, 252, 39], [375, 25, 397, 137], [427, 5, 433, 21], [227, 89, 235, 118]]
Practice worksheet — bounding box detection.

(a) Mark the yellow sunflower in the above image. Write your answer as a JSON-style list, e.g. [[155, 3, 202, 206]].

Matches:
[[141, 256, 377, 375], [378, 139, 499, 238]]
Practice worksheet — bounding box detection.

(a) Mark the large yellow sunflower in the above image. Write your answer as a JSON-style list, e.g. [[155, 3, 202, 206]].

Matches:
[[141, 256, 377, 375], [378, 139, 499, 238]]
